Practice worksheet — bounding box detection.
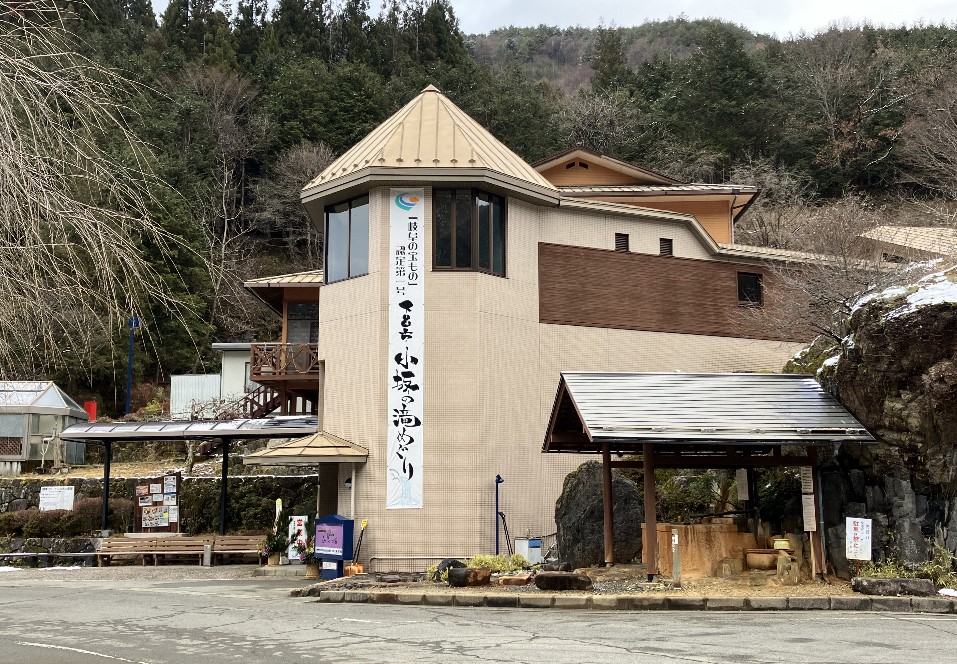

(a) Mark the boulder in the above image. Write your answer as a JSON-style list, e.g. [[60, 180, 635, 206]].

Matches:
[[433, 557, 465, 582], [447, 567, 491, 587], [534, 571, 593, 591], [555, 461, 643, 569], [851, 577, 936, 597]]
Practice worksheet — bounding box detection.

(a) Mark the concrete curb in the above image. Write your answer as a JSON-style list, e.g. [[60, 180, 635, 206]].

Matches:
[[314, 590, 957, 614]]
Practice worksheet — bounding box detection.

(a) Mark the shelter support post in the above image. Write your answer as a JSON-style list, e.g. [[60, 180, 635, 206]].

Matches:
[[601, 443, 614, 566], [809, 448, 826, 580], [219, 438, 231, 535], [643, 442, 658, 581], [100, 441, 113, 533]]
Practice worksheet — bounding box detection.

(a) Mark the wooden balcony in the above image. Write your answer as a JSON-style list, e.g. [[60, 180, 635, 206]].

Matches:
[[250, 343, 321, 381]]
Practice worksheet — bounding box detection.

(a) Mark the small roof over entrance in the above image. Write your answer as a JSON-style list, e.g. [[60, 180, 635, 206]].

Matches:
[[544, 372, 875, 454], [243, 431, 368, 466]]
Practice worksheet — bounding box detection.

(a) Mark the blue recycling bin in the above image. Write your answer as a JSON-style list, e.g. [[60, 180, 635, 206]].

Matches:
[[314, 514, 355, 580]]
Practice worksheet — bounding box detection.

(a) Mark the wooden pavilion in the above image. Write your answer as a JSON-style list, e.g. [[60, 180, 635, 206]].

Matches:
[[543, 372, 876, 579]]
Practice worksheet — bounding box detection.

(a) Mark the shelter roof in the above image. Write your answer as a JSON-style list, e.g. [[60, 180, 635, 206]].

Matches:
[[0, 381, 85, 417], [860, 225, 957, 257], [544, 372, 875, 454], [533, 147, 681, 185], [300, 85, 559, 208], [60, 416, 318, 442], [243, 431, 368, 466]]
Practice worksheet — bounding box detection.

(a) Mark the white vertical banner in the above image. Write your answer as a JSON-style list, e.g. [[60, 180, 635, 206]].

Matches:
[[387, 189, 425, 509]]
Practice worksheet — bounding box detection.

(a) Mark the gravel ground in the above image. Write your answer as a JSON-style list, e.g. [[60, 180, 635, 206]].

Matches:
[[309, 569, 856, 598]]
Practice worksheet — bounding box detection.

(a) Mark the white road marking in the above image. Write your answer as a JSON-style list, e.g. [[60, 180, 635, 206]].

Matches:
[[15, 641, 150, 663], [340, 618, 377, 623]]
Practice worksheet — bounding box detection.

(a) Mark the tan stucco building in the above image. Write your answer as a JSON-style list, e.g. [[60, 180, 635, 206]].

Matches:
[[244, 86, 814, 570]]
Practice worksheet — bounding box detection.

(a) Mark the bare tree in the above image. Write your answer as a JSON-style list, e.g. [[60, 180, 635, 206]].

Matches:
[[0, 2, 194, 374], [251, 141, 335, 266], [731, 156, 816, 249], [744, 196, 906, 343], [899, 77, 957, 201], [171, 67, 272, 340]]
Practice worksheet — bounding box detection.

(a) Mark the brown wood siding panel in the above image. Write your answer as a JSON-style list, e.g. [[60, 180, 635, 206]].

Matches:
[[540, 162, 643, 186], [538, 243, 810, 343], [588, 197, 732, 243]]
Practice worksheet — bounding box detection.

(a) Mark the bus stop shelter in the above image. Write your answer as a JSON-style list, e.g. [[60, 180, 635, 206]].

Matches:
[[543, 372, 876, 579], [61, 416, 318, 534]]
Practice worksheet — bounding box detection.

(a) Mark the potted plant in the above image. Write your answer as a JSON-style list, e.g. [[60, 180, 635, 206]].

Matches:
[[260, 531, 288, 566], [293, 537, 320, 579]]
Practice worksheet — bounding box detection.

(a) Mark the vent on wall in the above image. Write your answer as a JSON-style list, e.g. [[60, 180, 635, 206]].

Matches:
[[615, 233, 630, 252], [659, 238, 674, 256]]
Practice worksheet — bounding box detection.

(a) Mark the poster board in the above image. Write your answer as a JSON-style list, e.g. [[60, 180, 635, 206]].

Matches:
[[846, 517, 873, 560], [39, 485, 75, 511], [134, 472, 181, 533]]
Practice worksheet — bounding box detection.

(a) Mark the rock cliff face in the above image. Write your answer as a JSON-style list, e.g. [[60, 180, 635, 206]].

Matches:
[[794, 267, 957, 576]]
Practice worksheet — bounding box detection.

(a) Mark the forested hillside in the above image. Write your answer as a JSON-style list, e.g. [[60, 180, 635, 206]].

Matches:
[[8, 2, 957, 412]]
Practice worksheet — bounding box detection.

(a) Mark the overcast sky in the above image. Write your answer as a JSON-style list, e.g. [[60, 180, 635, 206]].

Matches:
[[150, 0, 956, 37], [451, 0, 957, 37]]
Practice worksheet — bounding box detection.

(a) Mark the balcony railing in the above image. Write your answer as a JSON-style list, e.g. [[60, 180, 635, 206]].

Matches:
[[250, 343, 321, 379]]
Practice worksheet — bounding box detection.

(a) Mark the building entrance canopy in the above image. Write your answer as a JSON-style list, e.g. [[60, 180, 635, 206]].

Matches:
[[543, 372, 876, 579]]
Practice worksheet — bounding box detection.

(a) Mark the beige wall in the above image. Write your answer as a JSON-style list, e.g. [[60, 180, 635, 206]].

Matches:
[[315, 187, 804, 571]]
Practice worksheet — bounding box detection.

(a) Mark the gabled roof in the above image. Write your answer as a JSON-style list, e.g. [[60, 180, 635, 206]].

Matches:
[[860, 226, 957, 257], [300, 85, 559, 208], [544, 372, 875, 454], [534, 147, 682, 185], [0, 381, 86, 417]]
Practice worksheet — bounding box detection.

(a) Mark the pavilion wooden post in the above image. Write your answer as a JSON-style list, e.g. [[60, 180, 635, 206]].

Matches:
[[643, 442, 658, 581], [601, 443, 615, 566], [219, 438, 231, 535], [808, 447, 826, 580]]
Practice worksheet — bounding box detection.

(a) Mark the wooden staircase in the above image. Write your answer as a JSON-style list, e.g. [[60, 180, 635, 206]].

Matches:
[[197, 386, 282, 456]]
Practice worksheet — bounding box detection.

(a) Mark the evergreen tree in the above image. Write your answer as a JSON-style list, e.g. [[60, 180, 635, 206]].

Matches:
[[590, 25, 632, 91]]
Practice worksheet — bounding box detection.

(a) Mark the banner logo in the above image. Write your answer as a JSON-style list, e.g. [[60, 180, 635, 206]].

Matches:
[[394, 192, 420, 211]]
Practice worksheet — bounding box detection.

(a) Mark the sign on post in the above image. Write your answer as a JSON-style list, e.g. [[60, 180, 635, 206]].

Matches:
[[846, 517, 873, 560], [288, 515, 307, 562], [39, 485, 74, 511]]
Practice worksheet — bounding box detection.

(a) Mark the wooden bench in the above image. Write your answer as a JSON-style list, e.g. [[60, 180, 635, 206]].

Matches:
[[212, 535, 263, 565], [96, 538, 156, 567], [151, 536, 214, 566]]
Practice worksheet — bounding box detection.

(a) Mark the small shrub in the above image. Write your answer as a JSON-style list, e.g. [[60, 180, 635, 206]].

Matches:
[[467, 553, 529, 573], [860, 544, 957, 588], [0, 509, 31, 536], [22, 509, 69, 538]]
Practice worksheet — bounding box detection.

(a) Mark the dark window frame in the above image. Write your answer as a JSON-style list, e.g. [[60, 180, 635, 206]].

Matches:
[[324, 194, 370, 284], [737, 271, 763, 307], [432, 188, 507, 277]]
